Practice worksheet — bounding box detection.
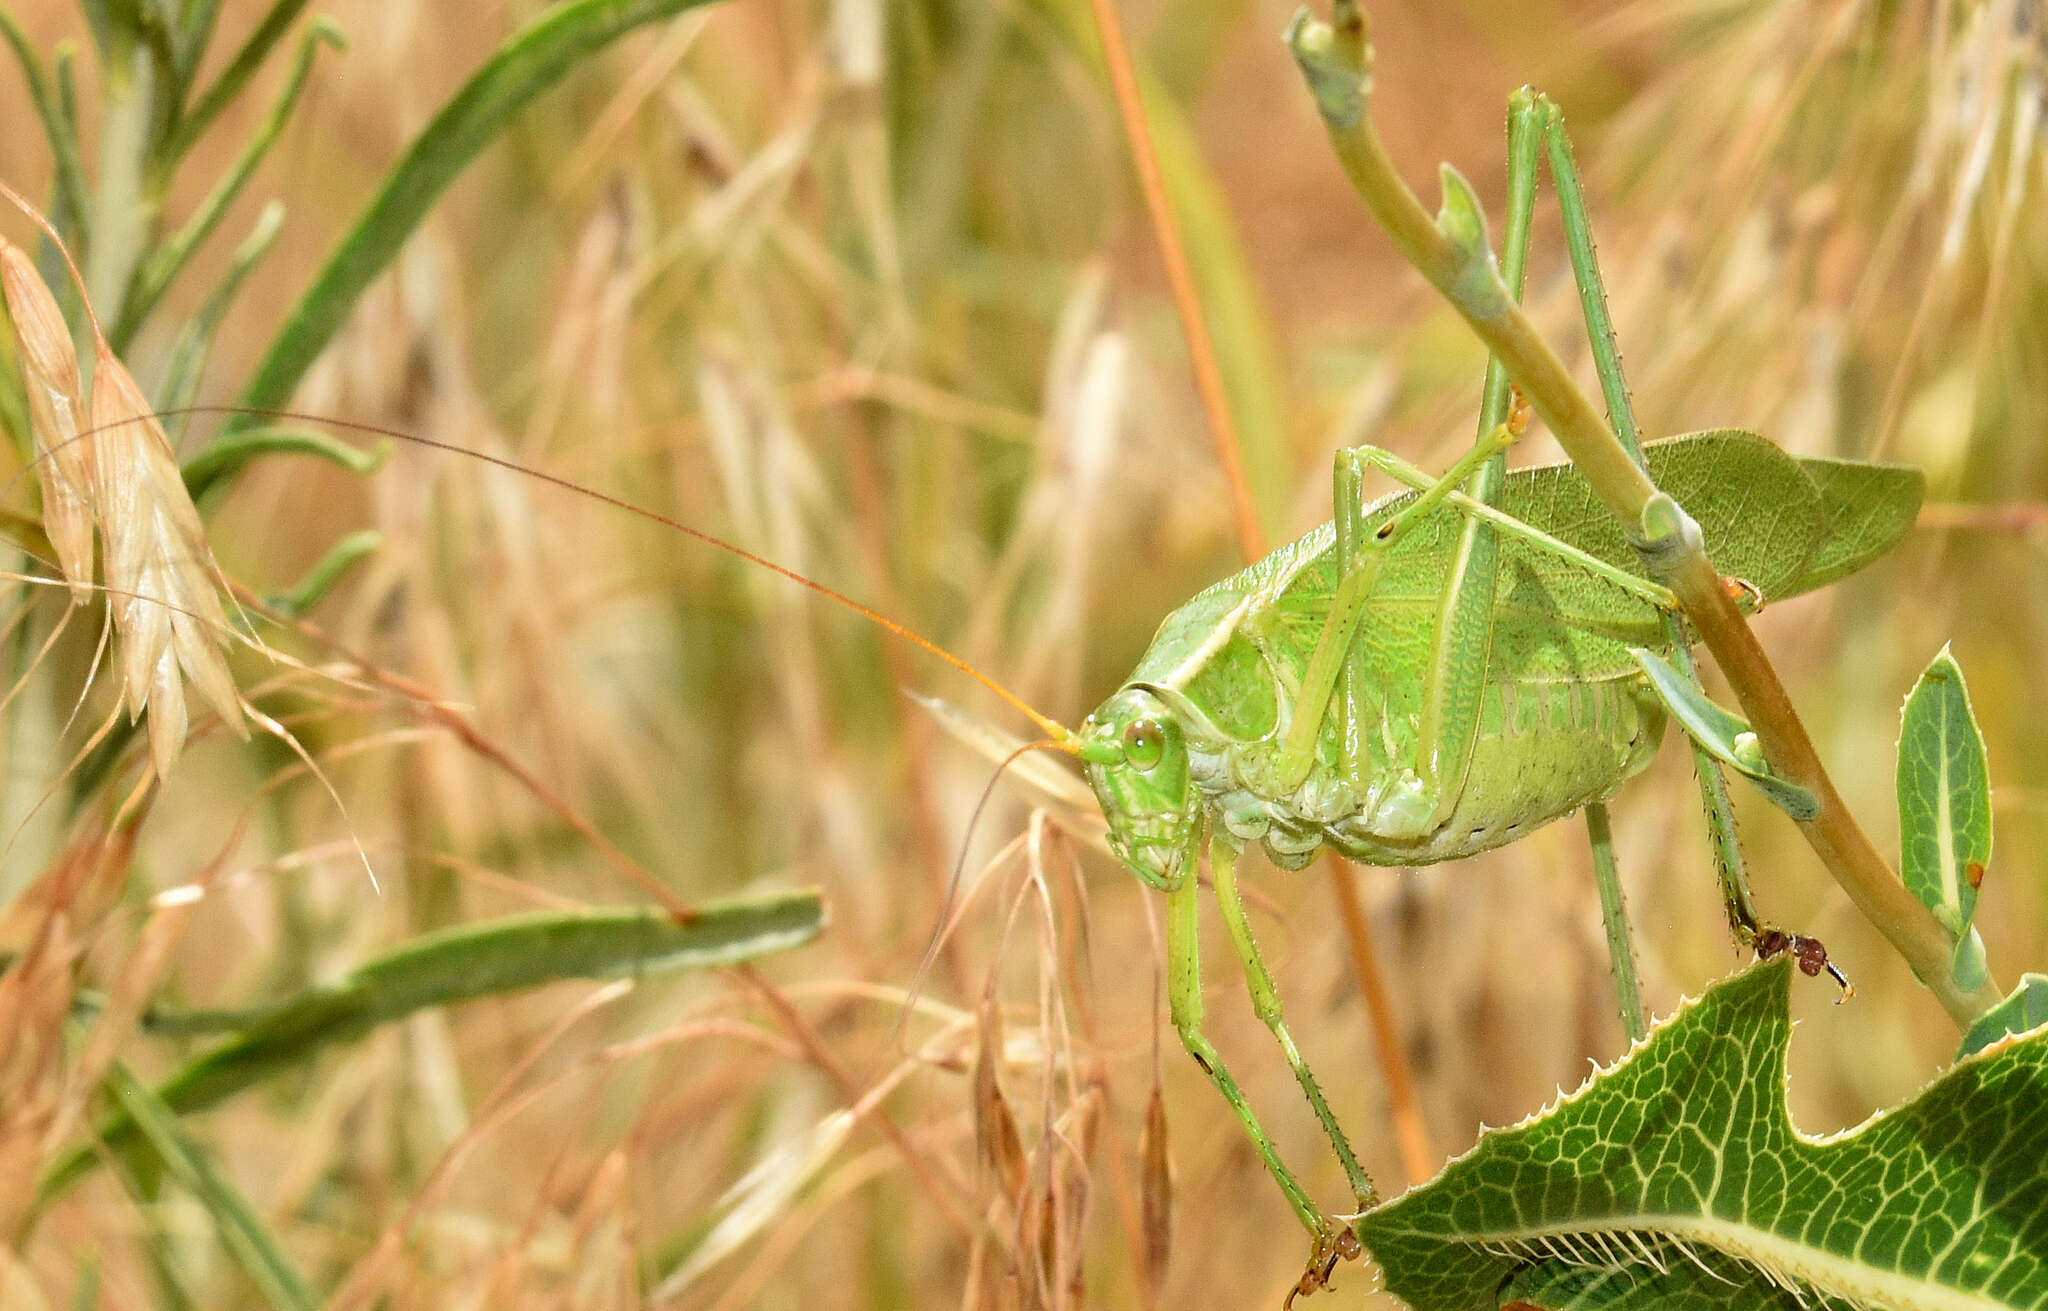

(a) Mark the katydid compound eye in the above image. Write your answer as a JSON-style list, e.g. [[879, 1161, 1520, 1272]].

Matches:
[[1122, 719, 1165, 770]]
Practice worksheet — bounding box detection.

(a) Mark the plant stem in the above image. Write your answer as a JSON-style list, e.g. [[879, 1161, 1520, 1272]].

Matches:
[[1286, 0, 2002, 1028], [84, 33, 155, 331]]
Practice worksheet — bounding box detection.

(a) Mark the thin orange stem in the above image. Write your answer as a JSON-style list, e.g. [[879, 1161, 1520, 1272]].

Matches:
[[1324, 856, 1433, 1185], [1083, 0, 1265, 562]]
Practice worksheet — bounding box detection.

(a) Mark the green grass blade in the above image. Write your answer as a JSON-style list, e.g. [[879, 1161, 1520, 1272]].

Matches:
[[181, 424, 387, 504], [163, 0, 313, 161], [229, 0, 722, 440], [0, 6, 94, 241], [115, 19, 344, 348], [42, 890, 824, 1202], [1361, 958, 2048, 1310], [157, 200, 285, 446], [264, 529, 381, 618], [1897, 644, 1992, 943], [104, 1063, 317, 1311]]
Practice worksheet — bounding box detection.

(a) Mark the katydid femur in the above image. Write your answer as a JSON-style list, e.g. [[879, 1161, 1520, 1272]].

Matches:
[[1068, 75, 1922, 1281]]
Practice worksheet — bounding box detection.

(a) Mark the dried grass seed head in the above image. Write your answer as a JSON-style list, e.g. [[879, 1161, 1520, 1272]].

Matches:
[[88, 341, 246, 778], [0, 240, 95, 598]]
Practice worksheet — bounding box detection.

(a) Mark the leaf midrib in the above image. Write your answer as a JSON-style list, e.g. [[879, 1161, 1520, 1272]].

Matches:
[[1400, 1212, 2017, 1311]]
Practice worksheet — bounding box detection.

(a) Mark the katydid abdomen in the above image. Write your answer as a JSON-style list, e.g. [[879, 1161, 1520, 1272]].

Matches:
[[1236, 668, 1664, 868]]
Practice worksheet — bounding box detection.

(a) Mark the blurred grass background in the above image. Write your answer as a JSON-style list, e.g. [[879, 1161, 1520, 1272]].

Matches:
[[1, 0, 2044, 1306]]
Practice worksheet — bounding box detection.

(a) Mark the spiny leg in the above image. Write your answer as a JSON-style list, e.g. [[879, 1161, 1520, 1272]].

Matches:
[[1540, 94, 1777, 960], [1165, 854, 1331, 1242], [1354, 444, 1678, 611], [1584, 801, 1648, 1042], [1208, 831, 1376, 1211]]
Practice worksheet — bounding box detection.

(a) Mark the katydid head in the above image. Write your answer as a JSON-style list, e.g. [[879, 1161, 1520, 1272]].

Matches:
[[1077, 687, 1199, 891]]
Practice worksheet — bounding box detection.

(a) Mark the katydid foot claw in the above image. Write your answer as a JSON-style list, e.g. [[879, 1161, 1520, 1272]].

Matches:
[[1756, 928, 1854, 999], [1722, 574, 1765, 614], [1285, 1219, 1365, 1307]]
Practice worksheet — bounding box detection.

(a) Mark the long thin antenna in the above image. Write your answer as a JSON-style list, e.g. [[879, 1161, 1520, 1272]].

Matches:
[[84, 404, 1078, 747]]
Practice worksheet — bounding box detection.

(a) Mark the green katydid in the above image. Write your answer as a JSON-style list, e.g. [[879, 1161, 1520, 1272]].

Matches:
[[1060, 80, 1924, 1279]]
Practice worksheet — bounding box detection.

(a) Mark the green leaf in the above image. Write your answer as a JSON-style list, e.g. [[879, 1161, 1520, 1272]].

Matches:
[[1629, 648, 1819, 820], [230, 0, 721, 439], [1359, 958, 2048, 1311], [1898, 644, 1992, 942], [104, 1064, 316, 1311], [180, 424, 387, 503], [1783, 456, 1926, 594], [41, 889, 823, 1202], [263, 529, 381, 618], [1959, 974, 2048, 1061]]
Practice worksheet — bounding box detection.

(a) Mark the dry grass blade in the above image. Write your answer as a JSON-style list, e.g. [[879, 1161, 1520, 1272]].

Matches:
[[975, 990, 1030, 1202], [0, 824, 132, 1241]]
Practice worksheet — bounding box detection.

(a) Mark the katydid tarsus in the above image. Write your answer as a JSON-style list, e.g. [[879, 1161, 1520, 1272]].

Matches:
[[15, 66, 1922, 1304]]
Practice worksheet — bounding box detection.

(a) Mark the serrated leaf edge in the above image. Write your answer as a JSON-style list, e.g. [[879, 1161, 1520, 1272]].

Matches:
[[1367, 960, 2038, 1311]]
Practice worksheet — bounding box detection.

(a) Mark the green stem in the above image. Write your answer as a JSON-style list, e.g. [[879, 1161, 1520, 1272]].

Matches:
[[85, 32, 157, 329], [1286, 0, 2002, 1028]]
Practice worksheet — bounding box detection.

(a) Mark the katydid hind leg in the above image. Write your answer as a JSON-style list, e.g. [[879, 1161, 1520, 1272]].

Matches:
[[1271, 426, 1525, 804], [1585, 801, 1648, 1044], [1541, 95, 1769, 956], [1208, 832, 1377, 1211], [1408, 90, 1545, 829]]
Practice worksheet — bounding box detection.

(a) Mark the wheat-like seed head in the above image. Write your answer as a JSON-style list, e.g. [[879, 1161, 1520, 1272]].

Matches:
[[86, 342, 247, 779], [0, 240, 94, 601]]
